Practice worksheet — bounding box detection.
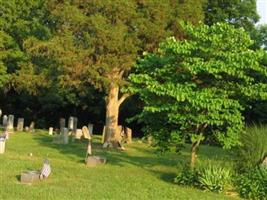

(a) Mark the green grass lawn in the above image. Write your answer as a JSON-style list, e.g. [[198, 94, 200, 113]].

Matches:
[[0, 130, 240, 200]]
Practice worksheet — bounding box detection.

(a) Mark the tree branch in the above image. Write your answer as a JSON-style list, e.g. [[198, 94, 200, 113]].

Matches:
[[118, 93, 131, 107]]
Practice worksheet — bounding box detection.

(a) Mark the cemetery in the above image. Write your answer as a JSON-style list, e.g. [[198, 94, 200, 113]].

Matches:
[[1, 0, 267, 200]]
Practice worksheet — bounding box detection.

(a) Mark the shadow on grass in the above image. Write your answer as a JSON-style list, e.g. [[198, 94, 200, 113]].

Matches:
[[32, 132, 231, 184]]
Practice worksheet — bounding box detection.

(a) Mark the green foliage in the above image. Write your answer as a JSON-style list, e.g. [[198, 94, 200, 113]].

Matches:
[[234, 167, 267, 200], [234, 125, 267, 172], [204, 0, 259, 30], [174, 164, 199, 187], [129, 23, 267, 154], [198, 164, 232, 193], [175, 163, 233, 193]]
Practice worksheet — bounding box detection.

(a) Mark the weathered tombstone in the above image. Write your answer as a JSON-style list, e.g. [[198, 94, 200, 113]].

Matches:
[[75, 129, 83, 139], [29, 121, 35, 133], [48, 127, 53, 135], [25, 126, 29, 132], [85, 156, 106, 167], [17, 118, 24, 131], [82, 126, 91, 140], [125, 127, 132, 144], [62, 127, 69, 144], [2, 115, 7, 127], [7, 115, 14, 132], [0, 109, 2, 118], [0, 137, 6, 154], [59, 118, 65, 132], [73, 117, 78, 135], [68, 116, 74, 130], [20, 171, 40, 184], [88, 123, 94, 135]]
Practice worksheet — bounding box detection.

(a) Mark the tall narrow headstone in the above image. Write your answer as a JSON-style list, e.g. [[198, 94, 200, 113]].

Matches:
[[73, 117, 78, 135], [48, 127, 53, 135], [29, 122, 35, 132], [62, 127, 69, 144], [17, 118, 24, 131], [68, 116, 74, 130], [125, 127, 132, 144], [88, 123, 94, 135], [2, 115, 7, 127], [102, 126, 106, 144], [59, 118, 65, 131], [7, 115, 14, 132]]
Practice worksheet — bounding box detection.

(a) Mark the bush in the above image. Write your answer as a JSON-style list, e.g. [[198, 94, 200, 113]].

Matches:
[[174, 164, 198, 187], [234, 125, 267, 172], [174, 163, 233, 193], [198, 164, 232, 193], [234, 167, 267, 200]]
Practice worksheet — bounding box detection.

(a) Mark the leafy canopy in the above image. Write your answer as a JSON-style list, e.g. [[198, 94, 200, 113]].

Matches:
[[129, 23, 267, 152]]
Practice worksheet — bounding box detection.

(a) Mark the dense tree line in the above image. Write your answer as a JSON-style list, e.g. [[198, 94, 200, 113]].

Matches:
[[0, 0, 266, 140]]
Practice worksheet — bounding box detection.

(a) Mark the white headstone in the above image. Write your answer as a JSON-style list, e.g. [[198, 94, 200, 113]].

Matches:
[[48, 127, 53, 135], [17, 118, 24, 131], [2, 115, 7, 127], [7, 115, 14, 131], [68, 116, 74, 130], [75, 129, 83, 139], [88, 123, 93, 135]]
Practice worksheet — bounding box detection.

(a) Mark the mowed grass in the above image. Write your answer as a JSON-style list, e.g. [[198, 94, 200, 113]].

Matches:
[[0, 130, 240, 200]]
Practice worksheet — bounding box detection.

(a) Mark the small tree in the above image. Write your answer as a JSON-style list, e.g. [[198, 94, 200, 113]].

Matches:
[[129, 23, 267, 168]]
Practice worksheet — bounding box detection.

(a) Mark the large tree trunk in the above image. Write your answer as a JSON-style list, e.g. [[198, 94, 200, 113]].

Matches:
[[105, 84, 120, 144]]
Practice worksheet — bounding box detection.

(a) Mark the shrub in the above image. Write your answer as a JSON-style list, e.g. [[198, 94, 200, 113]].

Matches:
[[234, 125, 267, 172], [174, 164, 198, 187], [234, 167, 267, 200], [198, 164, 232, 193], [174, 163, 233, 193]]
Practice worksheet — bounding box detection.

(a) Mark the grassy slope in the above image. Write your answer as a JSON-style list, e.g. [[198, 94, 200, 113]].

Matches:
[[0, 131, 240, 200]]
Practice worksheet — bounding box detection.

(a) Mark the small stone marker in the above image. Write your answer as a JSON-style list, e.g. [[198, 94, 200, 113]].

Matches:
[[2, 115, 7, 127], [88, 123, 93, 135], [75, 129, 83, 139], [20, 171, 40, 184], [25, 126, 29, 132], [82, 126, 91, 140], [7, 115, 14, 132], [29, 122, 35, 133], [48, 127, 53, 135], [85, 156, 106, 167], [62, 128, 69, 144], [17, 118, 24, 131], [73, 117, 78, 135], [0, 137, 6, 154], [125, 127, 132, 144]]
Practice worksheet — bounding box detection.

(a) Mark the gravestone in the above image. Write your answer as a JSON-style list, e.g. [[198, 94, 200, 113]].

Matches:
[[29, 122, 35, 133], [85, 156, 106, 167], [125, 127, 132, 144], [73, 117, 78, 135], [75, 129, 83, 139], [68, 116, 74, 131], [82, 126, 91, 140], [7, 115, 14, 132], [25, 126, 29, 132], [59, 118, 65, 132], [20, 171, 40, 184], [48, 127, 53, 135], [88, 123, 93, 135], [62, 128, 69, 144], [17, 118, 24, 131], [2, 115, 7, 127]]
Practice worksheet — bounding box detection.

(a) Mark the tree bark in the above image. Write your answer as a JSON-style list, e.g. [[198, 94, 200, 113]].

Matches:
[[105, 84, 120, 144], [190, 141, 200, 169]]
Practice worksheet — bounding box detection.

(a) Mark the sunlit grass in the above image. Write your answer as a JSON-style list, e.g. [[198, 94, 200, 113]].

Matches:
[[0, 130, 240, 200]]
